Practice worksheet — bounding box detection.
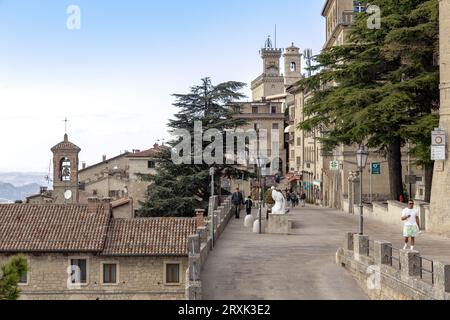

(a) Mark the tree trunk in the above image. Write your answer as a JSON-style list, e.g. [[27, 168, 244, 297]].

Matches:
[[424, 164, 434, 203], [387, 140, 404, 201]]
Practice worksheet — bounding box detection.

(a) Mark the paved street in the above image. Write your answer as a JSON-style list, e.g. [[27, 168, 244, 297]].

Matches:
[[201, 205, 450, 300]]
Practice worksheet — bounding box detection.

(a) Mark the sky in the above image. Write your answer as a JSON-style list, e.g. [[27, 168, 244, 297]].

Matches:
[[0, 0, 325, 172]]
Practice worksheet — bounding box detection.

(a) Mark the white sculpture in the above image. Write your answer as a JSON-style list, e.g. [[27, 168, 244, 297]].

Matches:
[[271, 187, 287, 215], [244, 214, 255, 228]]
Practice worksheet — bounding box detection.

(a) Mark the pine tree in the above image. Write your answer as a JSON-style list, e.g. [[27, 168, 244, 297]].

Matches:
[[298, 0, 439, 201], [0, 255, 28, 300], [138, 78, 252, 217]]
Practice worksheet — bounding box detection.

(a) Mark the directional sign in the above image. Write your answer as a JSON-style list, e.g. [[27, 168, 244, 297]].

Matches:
[[371, 163, 381, 175], [431, 145, 446, 161], [330, 160, 340, 171]]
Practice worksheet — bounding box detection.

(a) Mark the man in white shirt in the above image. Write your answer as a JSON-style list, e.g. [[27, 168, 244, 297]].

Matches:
[[401, 200, 421, 250]]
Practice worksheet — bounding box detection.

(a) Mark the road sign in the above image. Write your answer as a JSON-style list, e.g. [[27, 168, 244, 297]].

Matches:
[[432, 129, 446, 146], [371, 163, 381, 175], [431, 145, 446, 161], [330, 160, 339, 171]]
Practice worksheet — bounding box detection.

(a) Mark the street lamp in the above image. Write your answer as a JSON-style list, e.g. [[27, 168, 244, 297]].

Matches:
[[356, 146, 369, 235]]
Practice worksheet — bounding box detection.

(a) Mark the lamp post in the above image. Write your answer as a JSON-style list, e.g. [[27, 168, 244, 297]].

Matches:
[[209, 167, 215, 247], [356, 146, 369, 235]]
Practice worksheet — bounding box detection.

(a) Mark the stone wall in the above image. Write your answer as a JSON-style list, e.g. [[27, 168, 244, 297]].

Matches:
[[0, 254, 188, 300], [185, 196, 233, 300], [342, 200, 429, 231], [337, 233, 450, 300]]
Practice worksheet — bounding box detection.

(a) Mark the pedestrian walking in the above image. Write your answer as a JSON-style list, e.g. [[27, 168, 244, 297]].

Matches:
[[244, 196, 253, 216], [402, 200, 421, 250], [290, 192, 297, 208], [231, 188, 244, 219], [300, 192, 306, 207]]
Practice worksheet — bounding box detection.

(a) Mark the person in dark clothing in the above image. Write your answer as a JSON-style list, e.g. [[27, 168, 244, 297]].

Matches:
[[300, 192, 307, 207], [290, 192, 297, 208], [231, 188, 244, 219], [244, 196, 253, 216]]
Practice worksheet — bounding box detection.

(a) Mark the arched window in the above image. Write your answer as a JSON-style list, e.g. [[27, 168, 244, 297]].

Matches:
[[290, 62, 296, 72], [60, 157, 71, 182]]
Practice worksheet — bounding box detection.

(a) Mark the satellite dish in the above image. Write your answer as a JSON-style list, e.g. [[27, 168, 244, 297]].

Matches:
[[64, 190, 73, 200]]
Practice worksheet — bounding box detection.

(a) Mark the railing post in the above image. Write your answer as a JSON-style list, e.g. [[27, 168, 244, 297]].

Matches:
[[374, 241, 392, 266], [353, 234, 369, 261], [345, 232, 355, 251], [400, 250, 421, 277], [434, 262, 450, 298]]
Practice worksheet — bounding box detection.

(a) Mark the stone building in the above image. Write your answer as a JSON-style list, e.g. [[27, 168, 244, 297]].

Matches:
[[51, 134, 81, 204], [0, 201, 198, 300], [430, 0, 450, 236], [27, 135, 160, 212], [79, 146, 159, 210], [232, 39, 302, 182], [286, 0, 426, 207]]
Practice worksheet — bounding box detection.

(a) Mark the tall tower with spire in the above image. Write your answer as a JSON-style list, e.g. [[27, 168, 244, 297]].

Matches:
[[51, 133, 81, 204], [251, 36, 285, 101]]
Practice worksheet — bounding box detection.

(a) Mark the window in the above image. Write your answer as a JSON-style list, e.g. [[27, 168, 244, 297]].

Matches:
[[272, 123, 279, 130], [19, 262, 28, 285], [353, 1, 366, 13], [70, 259, 87, 284], [252, 107, 258, 114], [291, 150, 295, 158], [271, 106, 277, 114], [109, 190, 120, 198], [60, 157, 71, 182], [165, 263, 180, 284], [147, 161, 155, 169], [297, 138, 301, 146], [297, 157, 301, 166], [290, 62, 296, 72], [103, 264, 117, 284]]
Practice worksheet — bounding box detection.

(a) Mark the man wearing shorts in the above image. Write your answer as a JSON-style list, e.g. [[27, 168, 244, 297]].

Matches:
[[401, 200, 421, 250]]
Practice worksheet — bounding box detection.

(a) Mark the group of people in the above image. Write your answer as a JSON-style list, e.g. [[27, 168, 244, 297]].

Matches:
[[231, 187, 307, 219], [285, 190, 307, 208]]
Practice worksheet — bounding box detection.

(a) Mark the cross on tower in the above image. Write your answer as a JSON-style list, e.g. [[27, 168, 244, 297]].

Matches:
[[63, 117, 69, 134]]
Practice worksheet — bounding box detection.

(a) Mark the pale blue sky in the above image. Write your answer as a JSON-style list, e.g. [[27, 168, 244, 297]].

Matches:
[[0, 0, 325, 172]]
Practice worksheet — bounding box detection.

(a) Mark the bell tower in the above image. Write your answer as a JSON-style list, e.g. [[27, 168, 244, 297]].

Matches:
[[51, 133, 81, 204], [284, 43, 302, 87], [251, 36, 285, 101]]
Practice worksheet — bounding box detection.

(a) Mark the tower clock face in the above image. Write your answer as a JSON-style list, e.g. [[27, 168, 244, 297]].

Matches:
[[64, 190, 73, 200]]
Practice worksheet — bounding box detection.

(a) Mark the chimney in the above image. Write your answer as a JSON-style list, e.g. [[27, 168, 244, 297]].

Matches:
[[195, 209, 206, 228], [82, 162, 86, 170], [87, 197, 100, 213], [40, 186, 48, 194], [102, 155, 107, 162]]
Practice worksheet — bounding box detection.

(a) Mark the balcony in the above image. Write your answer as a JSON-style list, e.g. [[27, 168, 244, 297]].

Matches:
[[339, 11, 356, 26]]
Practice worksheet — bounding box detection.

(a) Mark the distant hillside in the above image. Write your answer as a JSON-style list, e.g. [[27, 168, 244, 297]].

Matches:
[[0, 182, 41, 203], [0, 172, 47, 187]]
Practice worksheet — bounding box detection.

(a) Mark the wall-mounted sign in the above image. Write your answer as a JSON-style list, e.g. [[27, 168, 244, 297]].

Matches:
[[371, 163, 381, 175], [330, 161, 339, 171]]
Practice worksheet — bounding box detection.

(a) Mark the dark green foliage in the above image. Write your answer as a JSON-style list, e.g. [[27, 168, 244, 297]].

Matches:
[[298, 0, 439, 200], [0, 255, 28, 300], [138, 78, 252, 217]]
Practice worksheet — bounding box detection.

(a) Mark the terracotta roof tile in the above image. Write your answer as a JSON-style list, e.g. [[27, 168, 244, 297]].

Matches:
[[0, 204, 110, 253], [102, 218, 197, 256]]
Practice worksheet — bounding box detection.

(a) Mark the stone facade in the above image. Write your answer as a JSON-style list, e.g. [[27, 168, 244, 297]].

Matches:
[[286, 0, 425, 207], [430, 0, 450, 236], [0, 254, 187, 300]]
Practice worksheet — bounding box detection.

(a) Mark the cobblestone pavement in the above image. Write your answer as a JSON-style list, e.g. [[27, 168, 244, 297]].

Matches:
[[201, 205, 450, 300]]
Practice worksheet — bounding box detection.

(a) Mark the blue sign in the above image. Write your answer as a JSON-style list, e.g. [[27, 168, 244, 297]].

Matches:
[[371, 163, 381, 175]]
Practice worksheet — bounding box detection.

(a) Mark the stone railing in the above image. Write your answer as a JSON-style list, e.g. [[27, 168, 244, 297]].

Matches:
[[337, 233, 450, 300], [342, 200, 430, 231], [185, 196, 233, 300]]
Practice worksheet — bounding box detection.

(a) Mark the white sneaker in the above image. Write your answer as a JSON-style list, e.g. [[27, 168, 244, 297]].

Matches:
[[411, 246, 415, 251], [403, 244, 408, 250]]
